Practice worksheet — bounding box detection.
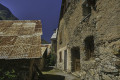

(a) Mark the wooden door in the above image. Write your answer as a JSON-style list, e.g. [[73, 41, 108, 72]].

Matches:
[[75, 59, 80, 71]]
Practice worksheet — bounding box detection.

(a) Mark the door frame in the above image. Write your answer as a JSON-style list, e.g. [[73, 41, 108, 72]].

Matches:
[[64, 50, 67, 71]]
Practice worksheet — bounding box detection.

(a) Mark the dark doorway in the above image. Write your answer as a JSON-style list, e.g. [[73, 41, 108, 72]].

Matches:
[[84, 36, 94, 60], [71, 47, 80, 72], [64, 50, 67, 71]]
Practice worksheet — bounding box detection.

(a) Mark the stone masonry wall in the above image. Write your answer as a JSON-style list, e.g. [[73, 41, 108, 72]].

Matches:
[[57, 0, 120, 79]]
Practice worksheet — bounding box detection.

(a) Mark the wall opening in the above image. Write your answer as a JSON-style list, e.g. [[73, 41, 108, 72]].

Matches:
[[82, 0, 97, 20], [64, 50, 67, 71], [82, 3, 91, 17], [71, 47, 80, 72], [59, 52, 62, 62], [84, 36, 94, 60]]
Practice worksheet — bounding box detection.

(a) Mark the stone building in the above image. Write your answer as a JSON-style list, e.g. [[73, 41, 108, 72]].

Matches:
[[57, 0, 120, 79], [51, 29, 57, 55], [0, 20, 45, 80], [41, 44, 51, 56], [40, 44, 51, 69], [51, 29, 58, 66]]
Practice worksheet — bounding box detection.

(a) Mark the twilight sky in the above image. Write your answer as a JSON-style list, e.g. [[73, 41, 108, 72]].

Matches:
[[0, 0, 62, 42]]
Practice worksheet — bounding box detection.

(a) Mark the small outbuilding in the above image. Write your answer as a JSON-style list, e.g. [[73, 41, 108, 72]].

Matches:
[[0, 20, 44, 80]]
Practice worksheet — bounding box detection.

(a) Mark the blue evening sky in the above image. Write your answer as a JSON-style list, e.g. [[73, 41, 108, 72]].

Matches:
[[0, 0, 62, 42]]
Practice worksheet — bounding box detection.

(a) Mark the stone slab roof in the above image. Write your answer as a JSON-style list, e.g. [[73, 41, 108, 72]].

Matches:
[[0, 20, 42, 59], [41, 44, 51, 55], [41, 47, 47, 56]]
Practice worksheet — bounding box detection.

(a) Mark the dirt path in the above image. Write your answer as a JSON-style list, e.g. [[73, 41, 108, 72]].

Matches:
[[42, 67, 80, 80]]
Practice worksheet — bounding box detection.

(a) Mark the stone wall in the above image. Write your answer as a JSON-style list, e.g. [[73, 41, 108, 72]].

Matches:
[[57, 0, 120, 79], [57, 0, 80, 72]]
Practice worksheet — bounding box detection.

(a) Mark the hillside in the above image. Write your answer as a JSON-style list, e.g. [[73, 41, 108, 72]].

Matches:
[[0, 3, 18, 20], [0, 3, 49, 44]]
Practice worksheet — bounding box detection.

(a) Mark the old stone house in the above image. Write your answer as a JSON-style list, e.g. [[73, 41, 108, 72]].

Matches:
[[40, 44, 51, 70], [57, 0, 120, 79], [51, 29, 57, 55], [41, 44, 51, 56], [51, 29, 58, 65], [0, 20, 45, 80]]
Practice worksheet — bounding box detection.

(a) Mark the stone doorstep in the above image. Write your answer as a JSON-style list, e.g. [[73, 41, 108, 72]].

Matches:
[[71, 72, 80, 78], [61, 70, 80, 78]]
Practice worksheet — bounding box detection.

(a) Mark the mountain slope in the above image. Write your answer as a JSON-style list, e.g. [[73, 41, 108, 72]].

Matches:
[[0, 3, 18, 20]]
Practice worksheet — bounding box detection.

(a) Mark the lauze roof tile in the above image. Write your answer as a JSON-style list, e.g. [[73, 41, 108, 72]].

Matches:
[[0, 20, 42, 59]]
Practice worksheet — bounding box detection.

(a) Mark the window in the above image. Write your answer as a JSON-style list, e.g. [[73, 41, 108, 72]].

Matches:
[[59, 52, 62, 62], [82, 0, 96, 17], [67, 0, 71, 8], [82, 1, 91, 17], [88, 0, 96, 11]]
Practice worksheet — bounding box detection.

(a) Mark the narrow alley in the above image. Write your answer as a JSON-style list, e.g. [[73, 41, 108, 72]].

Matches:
[[42, 67, 80, 80], [0, 0, 120, 80]]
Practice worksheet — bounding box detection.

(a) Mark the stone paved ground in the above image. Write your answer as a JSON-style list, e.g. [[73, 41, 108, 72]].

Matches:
[[42, 67, 80, 80]]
